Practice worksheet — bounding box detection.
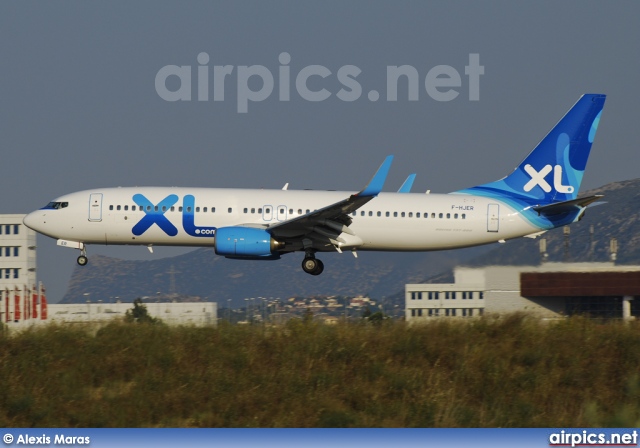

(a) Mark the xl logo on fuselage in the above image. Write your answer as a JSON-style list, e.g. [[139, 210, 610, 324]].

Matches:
[[523, 164, 574, 194], [132, 194, 217, 237]]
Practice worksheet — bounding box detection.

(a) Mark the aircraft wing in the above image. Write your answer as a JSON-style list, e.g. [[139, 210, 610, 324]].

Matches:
[[398, 174, 416, 193], [266, 156, 393, 249]]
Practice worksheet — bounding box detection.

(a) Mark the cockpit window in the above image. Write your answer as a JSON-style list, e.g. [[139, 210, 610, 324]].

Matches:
[[43, 201, 69, 210]]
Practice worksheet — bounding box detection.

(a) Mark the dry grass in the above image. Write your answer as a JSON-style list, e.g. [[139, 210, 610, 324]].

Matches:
[[1, 315, 639, 427]]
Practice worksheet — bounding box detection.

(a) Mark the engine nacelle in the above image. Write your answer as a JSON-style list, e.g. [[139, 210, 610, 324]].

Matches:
[[214, 227, 283, 258]]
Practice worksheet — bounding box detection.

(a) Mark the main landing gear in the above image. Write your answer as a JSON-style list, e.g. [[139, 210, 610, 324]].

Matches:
[[302, 251, 324, 276]]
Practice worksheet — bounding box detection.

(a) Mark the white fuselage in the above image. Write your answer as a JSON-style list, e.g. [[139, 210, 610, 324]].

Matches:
[[24, 187, 539, 252]]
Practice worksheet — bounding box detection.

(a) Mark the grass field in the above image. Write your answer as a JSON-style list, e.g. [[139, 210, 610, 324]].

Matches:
[[1, 315, 639, 427]]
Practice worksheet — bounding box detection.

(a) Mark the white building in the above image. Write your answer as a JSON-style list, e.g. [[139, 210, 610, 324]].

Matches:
[[47, 301, 217, 326], [0, 214, 36, 289], [405, 262, 640, 322]]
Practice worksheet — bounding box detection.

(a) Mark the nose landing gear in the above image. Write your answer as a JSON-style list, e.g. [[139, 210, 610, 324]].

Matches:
[[76, 245, 88, 266]]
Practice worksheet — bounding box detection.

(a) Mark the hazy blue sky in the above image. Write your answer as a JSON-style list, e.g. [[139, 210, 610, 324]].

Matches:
[[1, 1, 639, 302]]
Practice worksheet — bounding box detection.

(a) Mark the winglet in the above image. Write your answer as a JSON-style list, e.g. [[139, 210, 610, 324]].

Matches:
[[357, 155, 393, 197], [398, 174, 416, 193]]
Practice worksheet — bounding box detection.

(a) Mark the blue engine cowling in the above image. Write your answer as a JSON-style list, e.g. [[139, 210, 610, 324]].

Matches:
[[214, 227, 282, 259]]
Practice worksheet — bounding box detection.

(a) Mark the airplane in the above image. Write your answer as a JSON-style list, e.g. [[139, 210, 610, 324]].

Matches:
[[23, 94, 606, 275]]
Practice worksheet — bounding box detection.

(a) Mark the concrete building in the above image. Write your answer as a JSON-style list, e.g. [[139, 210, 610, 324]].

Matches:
[[0, 214, 36, 289], [406, 262, 640, 322], [47, 301, 217, 326]]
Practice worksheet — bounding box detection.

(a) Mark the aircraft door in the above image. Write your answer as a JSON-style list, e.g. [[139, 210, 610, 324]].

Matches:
[[277, 205, 287, 222], [88, 193, 103, 222], [262, 205, 273, 221], [487, 203, 499, 232]]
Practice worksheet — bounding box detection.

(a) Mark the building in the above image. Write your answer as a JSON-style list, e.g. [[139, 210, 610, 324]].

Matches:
[[0, 214, 43, 326], [0, 214, 36, 289], [406, 262, 640, 322], [46, 301, 217, 326]]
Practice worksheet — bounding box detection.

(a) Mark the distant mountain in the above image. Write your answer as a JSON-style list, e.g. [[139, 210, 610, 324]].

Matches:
[[61, 179, 640, 306], [60, 245, 491, 306]]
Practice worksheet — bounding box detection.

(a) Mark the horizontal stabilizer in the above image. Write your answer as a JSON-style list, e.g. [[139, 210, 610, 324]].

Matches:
[[533, 195, 603, 216]]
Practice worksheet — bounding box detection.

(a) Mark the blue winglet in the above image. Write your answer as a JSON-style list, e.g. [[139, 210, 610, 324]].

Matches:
[[398, 174, 416, 193], [357, 155, 394, 197]]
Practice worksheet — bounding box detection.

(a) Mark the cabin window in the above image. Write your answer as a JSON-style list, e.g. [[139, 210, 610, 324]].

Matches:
[[368, 211, 373, 217], [416, 212, 420, 218], [186, 207, 192, 212], [163, 206, 167, 212], [109, 205, 114, 211], [401, 212, 405, 218], [243, 208, 248, 213], [228, 208, 233, 213], [386, 212, 390, 217], [438, 213, 443, 218], [408, 212, 413, 218], [154, 206, 158, 212], [446, 213, 450, 219], [257, 208, 261, 214], [454, 213, 458, 219], [116, 205, 121, 211], [196, 207, 200, 212], [377, 211, 381, 217], [179, 206, 183, 212], [212, 207, 216, 213], [203, 207, 208, 212], [393, 212, 398, 217], [431, 213, 436, 218], [361, 211, 365, 216], [462, 213, 466, 219]]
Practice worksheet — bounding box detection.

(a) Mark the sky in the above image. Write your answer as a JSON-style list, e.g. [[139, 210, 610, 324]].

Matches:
[[1, 1, 639, 302]]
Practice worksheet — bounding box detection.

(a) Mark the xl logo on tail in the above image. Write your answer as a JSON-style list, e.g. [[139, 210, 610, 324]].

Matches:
[[523, 164, 574, 194]]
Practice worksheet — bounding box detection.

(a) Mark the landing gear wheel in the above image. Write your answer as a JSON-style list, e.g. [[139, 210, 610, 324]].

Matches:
[[302, 257, 324, 275], [312, 259, 324, 275], [77, 255, 88, 266]]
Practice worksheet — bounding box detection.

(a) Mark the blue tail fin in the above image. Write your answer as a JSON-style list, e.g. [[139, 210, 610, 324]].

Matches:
[[459, 94, 606, 205]]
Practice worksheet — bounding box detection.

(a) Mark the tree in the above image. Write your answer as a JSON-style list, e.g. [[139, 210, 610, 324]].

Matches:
[[362, 306, 388, 325], [125, 298, 160, 324]]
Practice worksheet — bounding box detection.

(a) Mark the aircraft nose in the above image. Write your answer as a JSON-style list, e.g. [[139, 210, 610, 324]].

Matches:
[[23, 211, 42, 231]]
